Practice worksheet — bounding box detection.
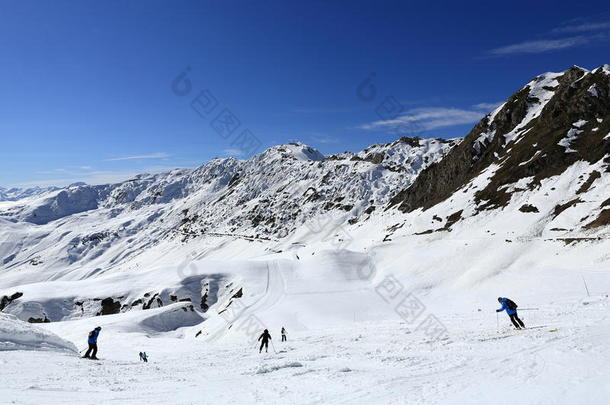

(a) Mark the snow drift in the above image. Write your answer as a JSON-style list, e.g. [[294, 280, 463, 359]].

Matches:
[[0, 313, 77, 353]]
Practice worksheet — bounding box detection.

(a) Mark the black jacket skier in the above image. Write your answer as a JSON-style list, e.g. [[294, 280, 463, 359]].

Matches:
[[258, 329, 272, 353], [281, 327, 287, 342]]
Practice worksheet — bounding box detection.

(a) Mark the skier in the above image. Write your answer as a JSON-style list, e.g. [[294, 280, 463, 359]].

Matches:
[[258, 329, 272, 353], [281, 327, 287, 342], [82, 326, 102, 360], [142, 352, 149, 363], [139, 352, 144, 361], [496, 297, 525, 329]]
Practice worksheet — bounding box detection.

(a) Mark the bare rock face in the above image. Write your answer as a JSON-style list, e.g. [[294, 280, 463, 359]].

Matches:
[[519, 204, 539, 213], [99, 297, 122, 316], [389, 65, 610, 214], [0, 292, 23, 311], [27, 316, 50, 323]]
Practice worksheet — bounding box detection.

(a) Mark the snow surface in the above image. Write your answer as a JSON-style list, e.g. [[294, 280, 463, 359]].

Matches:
[[1, 246, 610, 404], [558, 129, 582, 153], [1, 84, 610, 403], [0, 186, 60, 202], [0, 313, 76, 353], [3, 156, 610, 403], [503, 72, 562, 146]]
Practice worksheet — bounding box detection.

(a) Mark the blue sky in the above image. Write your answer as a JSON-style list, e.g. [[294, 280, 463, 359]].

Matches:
[[2, 0, 610, 187]]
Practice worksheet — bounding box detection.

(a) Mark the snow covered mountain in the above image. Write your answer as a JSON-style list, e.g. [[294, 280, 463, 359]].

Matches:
[[2, 64, 610, 321], [0, 137, 456, 272], [0, 186, 60, 202], [1, 65, 610, 404], [390, 65, 610, 235], [0, 137, 457, 319]]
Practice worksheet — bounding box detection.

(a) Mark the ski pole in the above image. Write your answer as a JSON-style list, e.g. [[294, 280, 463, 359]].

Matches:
[[518, 308, 539, 311], [581, 274, 590, 297], [270, 340, 278, 354], [496, 312, 499, 333]]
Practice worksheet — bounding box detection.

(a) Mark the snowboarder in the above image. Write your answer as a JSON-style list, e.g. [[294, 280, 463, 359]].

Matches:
[[496, 297, 525, 329], [281, 327, 287, 342], [258, 329, 272, 353], [83, 326, 102, 360]]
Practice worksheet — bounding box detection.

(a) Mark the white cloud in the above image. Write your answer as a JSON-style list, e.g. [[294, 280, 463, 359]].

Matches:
[[36, 166, 95, 175], [105, 152, 171, 161], [223, 149, 244, 157], [35, 168, 68, 175], [311, 135, 339, 144], [10, 166, 188, 188], [360, 107, 485, 132], [489, 36, 589, 55], [472, 102, 503, 111], [10, 178, 86, 188], [552, 21, 610, 34]]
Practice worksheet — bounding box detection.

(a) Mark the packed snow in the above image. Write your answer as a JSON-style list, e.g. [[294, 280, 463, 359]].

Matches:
[[0, 313, 76, 353], [1, 235, 610, 404]]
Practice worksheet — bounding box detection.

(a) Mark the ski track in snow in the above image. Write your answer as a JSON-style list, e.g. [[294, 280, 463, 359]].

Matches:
[[1, 296, 610, 405]]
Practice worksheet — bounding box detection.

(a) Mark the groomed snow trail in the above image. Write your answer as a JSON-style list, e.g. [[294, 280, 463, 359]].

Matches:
[[1, 295, 609, 405]]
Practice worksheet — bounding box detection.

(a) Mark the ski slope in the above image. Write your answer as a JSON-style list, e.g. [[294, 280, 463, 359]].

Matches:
[[1, 293, 609, 404], [1, 227, 610, 404], [2, 62, 610, 403]]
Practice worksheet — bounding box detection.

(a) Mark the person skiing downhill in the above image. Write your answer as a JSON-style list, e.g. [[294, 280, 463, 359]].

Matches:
[[258, 329, 272, 353], [496, 297, 525, 329], [281, 327, 287, 342], [83, 326, 102, 360]]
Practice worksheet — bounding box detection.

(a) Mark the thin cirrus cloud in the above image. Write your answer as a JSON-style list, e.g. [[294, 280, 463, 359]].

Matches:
[[488, 36, 590, 56], [488, 19, 610, 56], [105, 152, 171, 161], [360, 107, 486, 132], [472, 102, 503, 111], [310, 134, 340, 144], [552, 21, 610, 33], [223, 148, 244, 157], [15, 166, 185, 188]]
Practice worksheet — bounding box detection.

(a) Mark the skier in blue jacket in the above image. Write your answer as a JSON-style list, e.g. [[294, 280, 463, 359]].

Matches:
[[496, 297, 525, 329], [83, 326, 102, 360]]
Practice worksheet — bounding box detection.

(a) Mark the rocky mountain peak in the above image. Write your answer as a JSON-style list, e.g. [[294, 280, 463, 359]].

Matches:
[[389, 64, 610, 219]]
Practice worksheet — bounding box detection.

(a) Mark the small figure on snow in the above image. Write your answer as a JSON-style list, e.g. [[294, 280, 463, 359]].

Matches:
[[496, 297, 525, 329], [82, 326, 102, 360], [139, 352, 144, 361], [281, 327, 287, 342], [141, 352, 149, 363], [258, 329, 272, 353]]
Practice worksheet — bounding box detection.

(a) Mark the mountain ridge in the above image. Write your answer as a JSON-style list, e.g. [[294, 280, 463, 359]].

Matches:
[[389, 65, 610, 230]]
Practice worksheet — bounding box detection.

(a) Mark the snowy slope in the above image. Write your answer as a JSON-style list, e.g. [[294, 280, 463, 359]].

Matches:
[[1, 65, 610, 404], [0, 186, 60, 202], [0, 313, 76, 353], [0, 138, 457, 285]]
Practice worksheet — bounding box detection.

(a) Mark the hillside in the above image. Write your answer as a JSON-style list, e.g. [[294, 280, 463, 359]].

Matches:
[[1, 65, 610, 405]]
